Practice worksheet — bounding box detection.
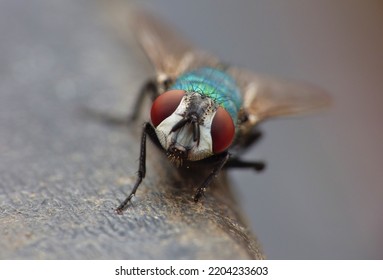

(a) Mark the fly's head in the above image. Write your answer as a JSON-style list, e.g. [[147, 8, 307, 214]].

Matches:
[[150, 90, 235, 166]]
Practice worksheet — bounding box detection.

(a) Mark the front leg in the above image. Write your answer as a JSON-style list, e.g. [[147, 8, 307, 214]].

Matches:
[[194, 152, 230, 202], [115, 122, 152, 214]]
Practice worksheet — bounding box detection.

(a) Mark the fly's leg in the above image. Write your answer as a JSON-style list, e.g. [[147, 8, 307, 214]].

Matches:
[[194, 152, 230, 202], [232, 129, 263, 156], [239, 129, 263, 150], [128, 79, 158, 122], [224, 158, 266, 172], [129, 77, 174, 122], [115, 122, 151, 214]]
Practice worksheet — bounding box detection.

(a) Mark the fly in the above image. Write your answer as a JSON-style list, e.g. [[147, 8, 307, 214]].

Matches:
[[115, 9, 330, 214]]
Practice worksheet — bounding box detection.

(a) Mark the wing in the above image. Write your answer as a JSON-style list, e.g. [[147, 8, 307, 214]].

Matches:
[[105, 1, 330, 121], [104, 1, 220, 79], [132, 8, 331, 118], [228, 67, 331, 129], [133, 10, 220, 79]]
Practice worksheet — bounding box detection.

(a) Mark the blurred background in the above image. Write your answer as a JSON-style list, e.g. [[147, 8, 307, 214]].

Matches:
[[1, 0, 382, 259], [138, 0, 383, 259]]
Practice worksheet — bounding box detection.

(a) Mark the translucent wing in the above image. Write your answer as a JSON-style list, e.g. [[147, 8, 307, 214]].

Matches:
[[105, 1, 219, 79], [228, 67, 331, 128], [134, 11, 220, 78], [128, 8, 330, 118], [106, 1, 330, 123]]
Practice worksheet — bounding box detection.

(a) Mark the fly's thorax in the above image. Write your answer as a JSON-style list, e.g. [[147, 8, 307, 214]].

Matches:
[[170, 67, 243, 125], [150, 90, 236, 166]]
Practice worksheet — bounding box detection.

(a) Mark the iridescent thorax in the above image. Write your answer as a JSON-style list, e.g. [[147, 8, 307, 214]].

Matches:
[[170, 67, 243, 125]]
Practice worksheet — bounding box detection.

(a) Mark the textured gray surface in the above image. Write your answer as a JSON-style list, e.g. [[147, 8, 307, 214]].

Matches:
[[0, 0, 263, 259]]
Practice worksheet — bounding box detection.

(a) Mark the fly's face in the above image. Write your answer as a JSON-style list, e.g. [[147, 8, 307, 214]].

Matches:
[[150, 90, 235, 166]]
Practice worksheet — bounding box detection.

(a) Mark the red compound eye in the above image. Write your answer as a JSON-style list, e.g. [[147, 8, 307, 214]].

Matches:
[[150, 90, 185, 127], [211, 107, 235, 154]]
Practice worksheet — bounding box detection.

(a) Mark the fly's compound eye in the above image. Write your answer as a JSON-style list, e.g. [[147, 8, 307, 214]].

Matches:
[[211, 107, 235, 154], [150, 90, 185, 127]]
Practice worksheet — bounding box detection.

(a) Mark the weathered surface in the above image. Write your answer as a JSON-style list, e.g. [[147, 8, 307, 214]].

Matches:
[[0, 0, 264, 259]]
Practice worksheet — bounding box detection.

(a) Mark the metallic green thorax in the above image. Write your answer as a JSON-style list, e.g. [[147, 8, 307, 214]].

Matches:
[[170, 67, 242, 125]]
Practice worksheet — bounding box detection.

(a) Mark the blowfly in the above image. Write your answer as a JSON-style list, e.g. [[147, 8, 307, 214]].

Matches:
[[115, 10, 330, 214]]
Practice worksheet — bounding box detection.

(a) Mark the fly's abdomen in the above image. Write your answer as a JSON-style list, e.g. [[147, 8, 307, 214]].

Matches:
[[170, 67, 242, 124]]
